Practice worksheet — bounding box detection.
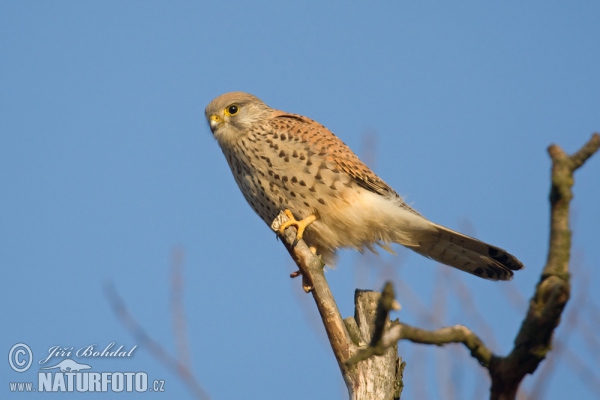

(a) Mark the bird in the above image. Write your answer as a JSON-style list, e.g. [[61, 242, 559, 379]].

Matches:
[[205, 92, 523, 280]]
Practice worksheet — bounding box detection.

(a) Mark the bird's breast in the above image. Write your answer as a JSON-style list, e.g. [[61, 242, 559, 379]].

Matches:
[[222, 134, 359, 227]]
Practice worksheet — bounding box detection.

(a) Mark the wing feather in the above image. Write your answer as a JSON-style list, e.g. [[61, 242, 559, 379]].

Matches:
[[271, 112, 398, 198]]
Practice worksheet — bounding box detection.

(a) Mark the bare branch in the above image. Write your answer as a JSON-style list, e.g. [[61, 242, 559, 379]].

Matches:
[[104, 282, 210, 400], [487, 133, 600, 400], [563, 132, 600, 169], [399, 324, 494, 367], [271, 213, 355, 368], [171, 246, 192, 371], [545, 132, 600, 277]]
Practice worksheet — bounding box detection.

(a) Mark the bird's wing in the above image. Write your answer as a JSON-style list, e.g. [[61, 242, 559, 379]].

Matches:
[[270, 112, 399, 198]]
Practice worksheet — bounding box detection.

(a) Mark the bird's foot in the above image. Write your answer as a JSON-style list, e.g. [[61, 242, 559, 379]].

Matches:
[[277, 210, 318, 247], [289, 270, 313, 293]]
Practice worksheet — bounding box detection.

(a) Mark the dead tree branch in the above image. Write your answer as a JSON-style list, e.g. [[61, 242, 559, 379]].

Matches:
[[398, 324, 494, 367], [272, 215, 404, 400], [487, 133, 600, 400], [392, 133, 600, 399], [344, 283, 401, 365]]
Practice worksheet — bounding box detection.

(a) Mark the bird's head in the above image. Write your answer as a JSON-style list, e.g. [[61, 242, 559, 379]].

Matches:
[[205, 92, 272, 147]]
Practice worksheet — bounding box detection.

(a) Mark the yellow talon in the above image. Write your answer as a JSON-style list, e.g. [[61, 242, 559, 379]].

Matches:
[[278, 209, 318, 245]]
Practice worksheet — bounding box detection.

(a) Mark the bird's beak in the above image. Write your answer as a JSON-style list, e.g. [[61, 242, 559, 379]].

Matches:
[[209, 114, 223, 132]]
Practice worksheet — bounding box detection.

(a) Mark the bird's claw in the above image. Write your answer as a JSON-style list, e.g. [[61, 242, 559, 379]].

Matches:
[[277, 209, 317, 247]]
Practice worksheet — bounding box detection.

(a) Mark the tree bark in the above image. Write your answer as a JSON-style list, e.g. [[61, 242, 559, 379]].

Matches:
[[348, 290, 404, 399], [272, 215, 404, 399]]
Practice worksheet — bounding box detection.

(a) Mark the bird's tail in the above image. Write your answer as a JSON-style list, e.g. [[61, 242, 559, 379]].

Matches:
[[307, 190, 523, 279], [395, 213, 524, 280]]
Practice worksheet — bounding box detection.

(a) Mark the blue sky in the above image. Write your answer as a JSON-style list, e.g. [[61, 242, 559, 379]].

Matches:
[[1, 1, 599, 399]]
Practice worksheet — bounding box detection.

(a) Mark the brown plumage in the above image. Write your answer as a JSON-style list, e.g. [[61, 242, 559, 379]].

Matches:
[[205, 92, 523, 280]]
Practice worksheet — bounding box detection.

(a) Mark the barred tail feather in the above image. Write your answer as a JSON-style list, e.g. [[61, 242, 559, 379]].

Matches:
[[400, 219, 524, 281]]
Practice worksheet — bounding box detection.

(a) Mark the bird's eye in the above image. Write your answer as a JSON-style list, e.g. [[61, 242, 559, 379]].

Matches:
[[225, 104, 239, 116]]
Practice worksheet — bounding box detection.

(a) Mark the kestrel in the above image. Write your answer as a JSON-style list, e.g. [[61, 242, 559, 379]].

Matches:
[[205, 92, 523, 280]]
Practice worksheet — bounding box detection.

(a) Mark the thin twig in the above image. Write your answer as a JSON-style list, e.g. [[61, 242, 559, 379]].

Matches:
[[171, 246, 192, 371], [104, 282, 210, 400]]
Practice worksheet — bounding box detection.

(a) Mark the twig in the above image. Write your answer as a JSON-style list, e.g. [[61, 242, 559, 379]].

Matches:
[[171, 246, 192, 371], [104, 281, 210, 400], [399, 324, 494, 367]]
